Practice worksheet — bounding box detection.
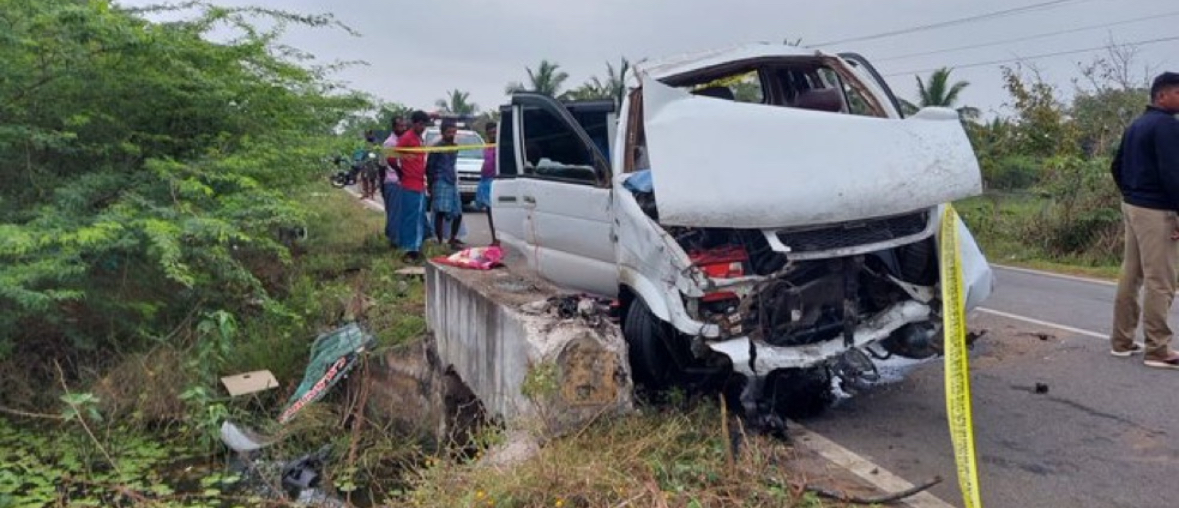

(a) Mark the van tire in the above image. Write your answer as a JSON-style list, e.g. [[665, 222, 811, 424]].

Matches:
[[623, 297, 679, 391]]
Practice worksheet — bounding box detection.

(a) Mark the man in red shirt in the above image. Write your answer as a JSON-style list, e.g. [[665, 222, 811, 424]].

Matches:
[[395, 111, 431, 262]]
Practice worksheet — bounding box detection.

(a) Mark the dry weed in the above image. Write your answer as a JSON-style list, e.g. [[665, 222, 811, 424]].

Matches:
[[401, 401, 821, 508]]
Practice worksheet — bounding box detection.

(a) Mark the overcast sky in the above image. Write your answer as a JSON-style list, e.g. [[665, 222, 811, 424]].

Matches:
[[121, 0, 1177, 116]]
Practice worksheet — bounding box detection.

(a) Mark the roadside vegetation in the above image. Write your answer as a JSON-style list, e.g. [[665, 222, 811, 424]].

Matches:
[[0, 2, 854, 507], [925, 48, 1149, 278], [407, 402, 841, 508], [0, 0, 418, 505]]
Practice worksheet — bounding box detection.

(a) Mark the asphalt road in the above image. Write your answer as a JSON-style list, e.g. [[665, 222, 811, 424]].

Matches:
[[803, 266, 1179, 508], [374, 201, 1175, 507]]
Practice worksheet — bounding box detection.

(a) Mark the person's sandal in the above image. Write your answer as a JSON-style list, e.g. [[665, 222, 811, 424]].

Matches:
[[1111, 343, 1145, 357], [1144, 353, 1179, 370]]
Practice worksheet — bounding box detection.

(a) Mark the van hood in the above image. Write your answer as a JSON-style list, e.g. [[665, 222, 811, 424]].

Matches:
[[641, 79, 982, 229]]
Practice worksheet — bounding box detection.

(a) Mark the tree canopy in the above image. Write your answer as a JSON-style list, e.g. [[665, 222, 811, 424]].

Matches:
[[504, 60, 569, 97], [435, 89, 479, 116], [901, 67, 980, 120], [0, 0, 365, 353], [566, 58, 630, 106]]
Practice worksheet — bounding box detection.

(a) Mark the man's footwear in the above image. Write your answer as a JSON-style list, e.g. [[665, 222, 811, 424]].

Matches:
[[1144, 353, 1179, 370], [1110, 343, 1145, 357]]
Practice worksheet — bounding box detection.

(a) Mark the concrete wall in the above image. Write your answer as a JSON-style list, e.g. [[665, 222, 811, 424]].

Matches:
[[425, 262, 633, 434]]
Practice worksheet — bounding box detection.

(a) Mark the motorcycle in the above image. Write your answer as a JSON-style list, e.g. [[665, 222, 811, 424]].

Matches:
[[328, 155, 358, 188]]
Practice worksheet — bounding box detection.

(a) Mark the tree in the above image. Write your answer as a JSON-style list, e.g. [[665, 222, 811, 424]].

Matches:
[[900, 67, 980, 121], [1000, 65, 1074, 158], [1070, 43, 1154, 156], [567, 58, 630, 106], [470, 111, 502, 136], [435, 89, 479, 116], [0, 0, 363, 356], [336, 99, 412, 136], [504, 60, 569, 97]]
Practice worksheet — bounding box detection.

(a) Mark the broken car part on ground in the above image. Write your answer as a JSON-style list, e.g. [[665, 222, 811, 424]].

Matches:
[[490, 43, 994, 431]]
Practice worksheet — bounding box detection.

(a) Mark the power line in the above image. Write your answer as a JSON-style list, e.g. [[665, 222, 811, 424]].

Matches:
[[882, 34, 1179, 77], [878, 10, 1179, 62], [809, 0, 1094, 47]]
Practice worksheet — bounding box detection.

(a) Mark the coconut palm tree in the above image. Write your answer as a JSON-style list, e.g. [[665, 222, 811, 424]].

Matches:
[[435, 89, 478, 116], [504, 60, 569, 97], [901, 67, 981, 121], [568, 58, 631, 106]]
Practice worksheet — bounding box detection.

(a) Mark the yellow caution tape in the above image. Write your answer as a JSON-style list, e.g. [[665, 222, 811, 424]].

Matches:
[[380, 144, 495, 156], [939, 204, 983, 508]]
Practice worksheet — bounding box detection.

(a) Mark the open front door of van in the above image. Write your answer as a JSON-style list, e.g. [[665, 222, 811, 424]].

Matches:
[[489, 104, 537, 269], [496, 94, 618, 296]]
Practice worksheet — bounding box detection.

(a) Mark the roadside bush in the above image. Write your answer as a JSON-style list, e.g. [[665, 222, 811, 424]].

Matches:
[[1028, 156, 1123, 264], [956, 192, 1050, 264], [0, 0, 366, 402], [981, 155, 1041, 191]]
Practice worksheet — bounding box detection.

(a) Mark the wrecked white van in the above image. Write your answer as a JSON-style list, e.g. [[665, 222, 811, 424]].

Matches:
[[491, 44, 993, 427]]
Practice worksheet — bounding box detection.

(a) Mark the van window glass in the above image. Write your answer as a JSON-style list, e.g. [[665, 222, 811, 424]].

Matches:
[[521, 107, 598, 184], [497, 110, 516, 177], [817, 67, 876, 117], [688, 70, 764, 104]]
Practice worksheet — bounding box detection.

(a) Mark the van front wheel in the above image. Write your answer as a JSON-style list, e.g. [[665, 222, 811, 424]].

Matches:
[[623, 298, 684, 391]]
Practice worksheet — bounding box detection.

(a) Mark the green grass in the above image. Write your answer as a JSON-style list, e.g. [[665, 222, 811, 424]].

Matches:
[[227, 185, 437, 380], [956, 192, 1120, 280]]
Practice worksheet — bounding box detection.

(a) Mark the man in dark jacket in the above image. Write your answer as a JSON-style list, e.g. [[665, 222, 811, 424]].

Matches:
[[1110, 71, 1179, 369]]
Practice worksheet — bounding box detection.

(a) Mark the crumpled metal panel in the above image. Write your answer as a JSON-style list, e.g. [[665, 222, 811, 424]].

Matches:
[[641, 79, 983, 229]]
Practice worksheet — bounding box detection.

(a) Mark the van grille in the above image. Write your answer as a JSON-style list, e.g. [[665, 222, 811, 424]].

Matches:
[[776, 212, 929, 253]]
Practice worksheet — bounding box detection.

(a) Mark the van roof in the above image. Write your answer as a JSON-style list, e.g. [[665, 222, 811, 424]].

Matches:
[[497, 99, 615, 114], [635, 43, 824, 81]]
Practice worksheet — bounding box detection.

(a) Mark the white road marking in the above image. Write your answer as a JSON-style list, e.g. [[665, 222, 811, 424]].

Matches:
[[992, 264, 1116, 287], [790, 421, 956, 508], [976, 307, 1107, 340]]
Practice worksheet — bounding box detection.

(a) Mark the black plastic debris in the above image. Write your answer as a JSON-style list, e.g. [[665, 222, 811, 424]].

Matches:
[[281, 445, 333, 493]]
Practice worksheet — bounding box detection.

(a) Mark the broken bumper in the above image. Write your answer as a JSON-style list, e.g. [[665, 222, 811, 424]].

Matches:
[[704, 300, 932, 375]]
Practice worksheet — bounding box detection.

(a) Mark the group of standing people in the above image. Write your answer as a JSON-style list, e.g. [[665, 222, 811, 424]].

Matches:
[[377, 111, 497, 263]]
